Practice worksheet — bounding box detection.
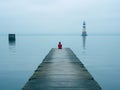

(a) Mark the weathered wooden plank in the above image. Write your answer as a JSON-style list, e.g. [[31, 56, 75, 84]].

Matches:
[[22, 48, 102, 90]]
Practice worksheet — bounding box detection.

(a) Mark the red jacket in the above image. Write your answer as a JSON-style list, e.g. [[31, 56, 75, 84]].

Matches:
[[58, 44, 62, 49]]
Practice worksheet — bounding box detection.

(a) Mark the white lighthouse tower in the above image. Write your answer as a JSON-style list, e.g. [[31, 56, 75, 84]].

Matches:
[[82, 21, 87, 36]]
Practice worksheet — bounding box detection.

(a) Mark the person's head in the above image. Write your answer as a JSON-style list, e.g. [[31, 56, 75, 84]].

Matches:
[[59, 42, 61, 44]]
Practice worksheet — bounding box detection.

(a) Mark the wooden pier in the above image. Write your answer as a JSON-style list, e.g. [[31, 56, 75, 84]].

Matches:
[[22, 48, 102, 90]]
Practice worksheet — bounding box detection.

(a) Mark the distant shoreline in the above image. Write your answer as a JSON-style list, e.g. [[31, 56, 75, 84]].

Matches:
[[0, 33, 120, 36]]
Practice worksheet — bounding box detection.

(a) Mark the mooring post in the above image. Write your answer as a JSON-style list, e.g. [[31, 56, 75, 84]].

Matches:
[[8, 34, 16, 41]]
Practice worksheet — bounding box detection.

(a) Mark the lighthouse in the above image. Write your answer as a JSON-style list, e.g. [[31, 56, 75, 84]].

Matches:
[[82, 21, 87, 36], [82, 21, 87, 49]]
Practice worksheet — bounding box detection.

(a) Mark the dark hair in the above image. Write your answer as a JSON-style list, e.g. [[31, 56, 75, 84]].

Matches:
[[59, 42, 61, 44]]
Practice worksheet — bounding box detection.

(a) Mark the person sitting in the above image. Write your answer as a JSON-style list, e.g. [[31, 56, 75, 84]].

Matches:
[[58, 42, 62, 49]]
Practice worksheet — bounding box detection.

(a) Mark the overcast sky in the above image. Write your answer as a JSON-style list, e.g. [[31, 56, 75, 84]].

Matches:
[[0, 0, 120, 34]]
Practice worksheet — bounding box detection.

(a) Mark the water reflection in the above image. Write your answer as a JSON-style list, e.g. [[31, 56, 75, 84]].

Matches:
[[82, 36, 86, 49], [82, 36, 87, 56], [8, 40, 16, 53], [9, 40, 16, 46]]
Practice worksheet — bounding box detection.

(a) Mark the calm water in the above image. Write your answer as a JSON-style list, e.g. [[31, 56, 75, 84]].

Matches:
[[0, 35, 120, 90]]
